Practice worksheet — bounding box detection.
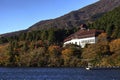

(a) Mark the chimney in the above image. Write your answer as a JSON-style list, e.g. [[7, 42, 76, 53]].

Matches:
[[80, 24, 87, 30]]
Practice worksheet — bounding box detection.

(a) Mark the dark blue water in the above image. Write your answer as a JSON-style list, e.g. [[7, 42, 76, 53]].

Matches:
[[0, 68, 120, 80]]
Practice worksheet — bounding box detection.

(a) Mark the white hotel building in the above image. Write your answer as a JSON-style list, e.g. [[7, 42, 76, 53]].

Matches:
[[63, 25, 104, 48]]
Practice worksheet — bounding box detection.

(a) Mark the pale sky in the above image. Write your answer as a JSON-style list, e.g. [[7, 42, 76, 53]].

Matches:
[[0, 0, 99, 34]]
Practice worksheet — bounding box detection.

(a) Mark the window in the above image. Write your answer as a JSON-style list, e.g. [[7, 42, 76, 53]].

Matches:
[[75, 42, 77, 45], [79, 42, 81, 45]]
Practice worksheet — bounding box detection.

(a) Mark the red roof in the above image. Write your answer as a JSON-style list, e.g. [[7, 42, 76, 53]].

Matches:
[[64, 29, 104, 42]]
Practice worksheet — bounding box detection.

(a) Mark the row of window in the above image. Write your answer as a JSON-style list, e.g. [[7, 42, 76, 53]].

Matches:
[[65, 39, 95, 46], [81, 39, 95, 43]]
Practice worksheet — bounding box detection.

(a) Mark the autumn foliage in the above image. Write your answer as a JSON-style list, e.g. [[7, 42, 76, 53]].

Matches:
[[0, 28, 120, 67], [109, 39, 120, 53]]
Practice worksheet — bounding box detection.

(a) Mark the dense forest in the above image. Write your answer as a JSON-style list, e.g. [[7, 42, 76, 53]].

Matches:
[[0, 6, 120, 67], [89, 6, 120, 39]]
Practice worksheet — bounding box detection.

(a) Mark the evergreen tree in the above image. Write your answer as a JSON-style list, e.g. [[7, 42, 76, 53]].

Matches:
[[48, 29, 56, 44], [41, 30, 48, 40], [20, 33, 26, 41], [106, 25, 113, 37], [22, 42, 29, 51]]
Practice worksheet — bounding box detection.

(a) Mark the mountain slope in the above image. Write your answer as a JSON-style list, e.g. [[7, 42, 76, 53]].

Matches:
[[28, 0, 120, 31], [89, 6, 120, 39], [1, 0, 120, 37]]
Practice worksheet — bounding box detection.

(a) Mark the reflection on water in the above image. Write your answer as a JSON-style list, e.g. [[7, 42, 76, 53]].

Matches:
[[0, 68, 120, 80]]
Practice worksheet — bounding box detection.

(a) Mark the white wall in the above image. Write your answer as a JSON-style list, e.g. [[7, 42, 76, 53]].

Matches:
[[64, 37, 97, 48]]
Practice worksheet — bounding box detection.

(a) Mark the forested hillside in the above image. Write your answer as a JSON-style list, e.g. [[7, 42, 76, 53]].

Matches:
[[0, 3, 120, 67], [0, 28, 81, 67], [89, 6, 120, 39]]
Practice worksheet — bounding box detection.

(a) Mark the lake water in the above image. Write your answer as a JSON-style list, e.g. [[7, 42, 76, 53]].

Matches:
[[0, 68, 120, 80]]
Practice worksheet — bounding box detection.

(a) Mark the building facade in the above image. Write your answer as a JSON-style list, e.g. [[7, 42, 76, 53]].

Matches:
[[64, 25, 104, 48]]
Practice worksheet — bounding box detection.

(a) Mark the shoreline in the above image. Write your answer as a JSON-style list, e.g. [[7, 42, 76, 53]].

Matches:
[[86, 66, 120, 70], [0, 66, 120, 69]]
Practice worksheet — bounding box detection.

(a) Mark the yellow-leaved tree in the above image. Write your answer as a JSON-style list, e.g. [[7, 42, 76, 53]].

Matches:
[[62, 45, 81, 67], [109, 39, 120, 66], [48, 45, 62, 67], [109, 39, 120, 53]]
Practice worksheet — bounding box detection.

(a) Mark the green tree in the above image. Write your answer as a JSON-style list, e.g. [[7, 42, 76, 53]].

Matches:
[[106, 25, 113, 37], [48, 29, 56, 44], [7, 41, 19, 66], [0, 37, 8, 44], [22, 41, 29, 51], [41, 30, 48, 40], [19, 33, 26, 41], [26, 32, 33, 41]]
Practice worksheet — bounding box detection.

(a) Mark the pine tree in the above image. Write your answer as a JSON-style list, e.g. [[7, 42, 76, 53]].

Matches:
[[48, 29, 56, 44], [41, 30, 48, 40]]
